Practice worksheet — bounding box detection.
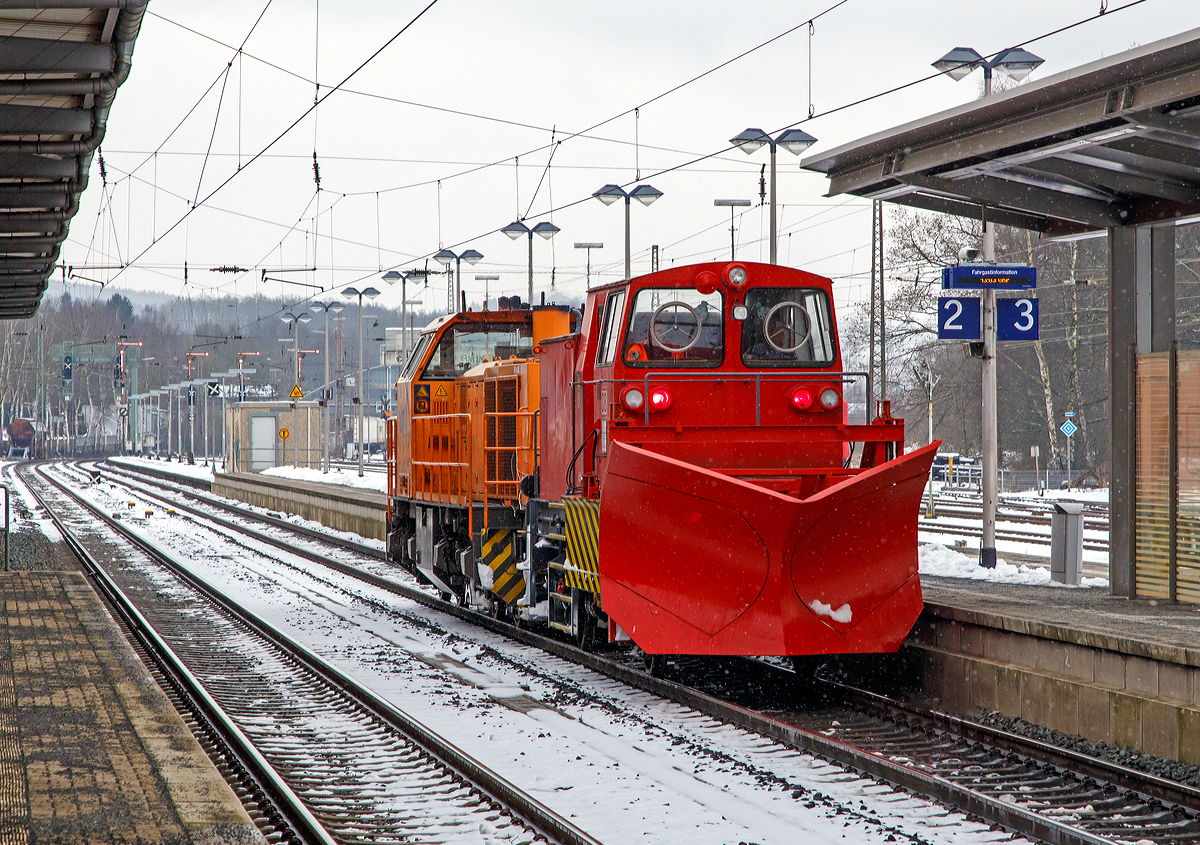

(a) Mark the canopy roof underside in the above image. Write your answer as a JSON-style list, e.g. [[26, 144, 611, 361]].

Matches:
[[801, 27, 1200, 240], [0, 1, 145, 319]]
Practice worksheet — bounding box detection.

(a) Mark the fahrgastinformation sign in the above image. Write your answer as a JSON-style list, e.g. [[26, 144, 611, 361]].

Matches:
[[941, 264, 1037, 290]]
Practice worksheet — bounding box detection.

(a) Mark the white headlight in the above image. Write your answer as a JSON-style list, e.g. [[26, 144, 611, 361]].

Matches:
[[623, 388, 644, 410], [820, 388, 840, 409], [728, 266, 747, 285]]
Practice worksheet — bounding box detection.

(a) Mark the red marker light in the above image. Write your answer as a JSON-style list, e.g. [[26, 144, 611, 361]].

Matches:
[[649, 387, 673, 411], [791, 387, 814, 411]]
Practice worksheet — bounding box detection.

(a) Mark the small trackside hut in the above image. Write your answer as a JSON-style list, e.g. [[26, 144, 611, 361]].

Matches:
[[386, 261, 937, 666]]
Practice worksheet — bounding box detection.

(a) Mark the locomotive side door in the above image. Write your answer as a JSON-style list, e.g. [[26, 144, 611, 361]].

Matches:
[[586, 287, 627, 490]]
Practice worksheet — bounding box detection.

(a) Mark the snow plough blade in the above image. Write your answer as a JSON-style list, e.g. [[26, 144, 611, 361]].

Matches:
[[597, 440, 939, 656]]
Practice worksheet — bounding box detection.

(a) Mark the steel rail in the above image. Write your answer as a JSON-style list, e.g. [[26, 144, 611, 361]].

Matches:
[[824, 675, 1200, 813], [38, 462, 602, 845], [100, 460, 386, 560], [919, 519, 1110, 552], [17, 463, 334, 845], [83, 462, 1131, 845]]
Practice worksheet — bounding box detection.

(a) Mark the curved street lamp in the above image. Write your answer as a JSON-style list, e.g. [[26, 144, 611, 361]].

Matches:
[[342, 286, 380, 476], [729, 128, 817, 264], [592, 183, 662, 280], [433, 248, 483, 313], [502, 220, 559, 305]]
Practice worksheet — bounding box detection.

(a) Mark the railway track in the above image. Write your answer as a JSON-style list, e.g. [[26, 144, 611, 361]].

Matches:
[[91, 458, 1200, 845], [918, 518, 1111, 553], [23, 462, 598, 845]]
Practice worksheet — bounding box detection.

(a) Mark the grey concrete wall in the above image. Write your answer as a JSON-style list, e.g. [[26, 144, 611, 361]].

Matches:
[[908, 607, 1200, 763], [212, 472, 387, 541]]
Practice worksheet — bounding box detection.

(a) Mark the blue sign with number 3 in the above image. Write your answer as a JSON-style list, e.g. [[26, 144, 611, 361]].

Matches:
[[998, 297, 1039, 341], [938, 296, 981, 340]]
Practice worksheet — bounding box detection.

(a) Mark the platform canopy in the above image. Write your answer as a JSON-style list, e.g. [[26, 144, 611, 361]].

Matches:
[[0, 1, 146, 320], [803, 27, 1200, 600], [801, 27, 1200, 240]]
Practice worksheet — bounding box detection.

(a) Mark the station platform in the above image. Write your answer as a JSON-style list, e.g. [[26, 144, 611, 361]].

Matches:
[[0, 570, 263, 844], [912, 576, 1200, 764], [102, 458, 387, 542]]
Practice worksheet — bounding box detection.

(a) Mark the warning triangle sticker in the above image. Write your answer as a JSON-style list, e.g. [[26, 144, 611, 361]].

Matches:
[[434, 384, 448, 397], [289, 384, 304, 399]]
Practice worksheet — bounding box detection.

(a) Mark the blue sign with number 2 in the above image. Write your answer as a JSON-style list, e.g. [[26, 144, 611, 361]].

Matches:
[[938, 296, 981, 340], [998, 297, 1039, 341]]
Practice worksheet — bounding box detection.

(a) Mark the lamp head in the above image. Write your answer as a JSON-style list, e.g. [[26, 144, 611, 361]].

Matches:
[[381, 270, 402, 282], [362, 287, 381, 300], [341, 286, 361, 298], [327, 301, 345, 314], [501, 220, 530, 240], [730, 128, 769, 154], [992, 47, 1044, 81], [593, 184, 626, 206], [776, 128, 818, 155], [630, 184, 663, 206], [433, 248, 457, 266], [460, 248, 484, 265], [933, 47, 984, 81], [532, 221, 560, 240]]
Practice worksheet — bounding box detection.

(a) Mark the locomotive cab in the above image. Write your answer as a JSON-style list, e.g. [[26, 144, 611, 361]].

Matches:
[[579, 263, 854, 500]]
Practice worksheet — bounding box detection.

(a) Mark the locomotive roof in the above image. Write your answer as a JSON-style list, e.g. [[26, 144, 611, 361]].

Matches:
[[585, 261, 835, 295], [419, 304, 575, 334]]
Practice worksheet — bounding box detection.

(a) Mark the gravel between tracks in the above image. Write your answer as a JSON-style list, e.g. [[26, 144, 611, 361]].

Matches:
[[977, 707, 1200, 789]]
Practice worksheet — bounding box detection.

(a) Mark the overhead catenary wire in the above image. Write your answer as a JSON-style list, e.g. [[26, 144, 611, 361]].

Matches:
[[109, 0, 1156, 323]]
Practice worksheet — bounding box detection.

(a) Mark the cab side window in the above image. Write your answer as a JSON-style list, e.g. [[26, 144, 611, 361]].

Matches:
[[595, 290, 626, 367]]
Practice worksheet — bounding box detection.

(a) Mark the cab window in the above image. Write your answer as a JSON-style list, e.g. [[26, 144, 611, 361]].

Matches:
[[401, 333, 433, 379], [740, 287, 836, 367], [595, 290, 626, 367], [621, 288, 723, 367], [419, 322, 533, 380]]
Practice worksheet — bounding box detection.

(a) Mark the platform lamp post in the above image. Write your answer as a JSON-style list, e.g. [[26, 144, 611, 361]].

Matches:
[[933, 45, 1043, 570], [342, 286, 380, 476], [381, 269, 428, 359], [279, 312, 311, 390], [729, 128, 817, 264], [714, 199, 753, 260], [502, 220, 560, 306], [312, 300, 345, 473], [573, 243, 603, 288], [592, 184, 662, 280], [474, 274, 499, 310], [432, 248, 483, 312]]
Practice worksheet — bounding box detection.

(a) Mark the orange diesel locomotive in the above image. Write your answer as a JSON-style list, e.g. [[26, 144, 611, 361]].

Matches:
[[386, 260, 937, 666]]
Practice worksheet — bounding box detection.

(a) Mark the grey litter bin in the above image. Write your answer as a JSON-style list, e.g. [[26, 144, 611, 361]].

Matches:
[[1050, 501, 1084, 585]]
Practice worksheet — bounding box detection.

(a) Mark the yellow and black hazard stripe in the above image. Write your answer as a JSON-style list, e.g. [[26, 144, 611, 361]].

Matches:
[[481, 529, 524, 604], [563, 496, 601, 594]]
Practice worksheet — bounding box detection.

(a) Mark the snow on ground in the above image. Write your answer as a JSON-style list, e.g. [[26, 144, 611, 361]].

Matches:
[[260, 463, 388, 492], [109, 454, 387, 492], [110, 454, 216, 482], [54, 464, 1031, 845], [0, 459, 62, 540], [920, 541, 1109, 589], [1005, 487, 1109, 505]]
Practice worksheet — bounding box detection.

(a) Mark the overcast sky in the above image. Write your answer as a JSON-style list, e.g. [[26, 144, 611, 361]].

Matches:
[[72, 0, 1190, 325]]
